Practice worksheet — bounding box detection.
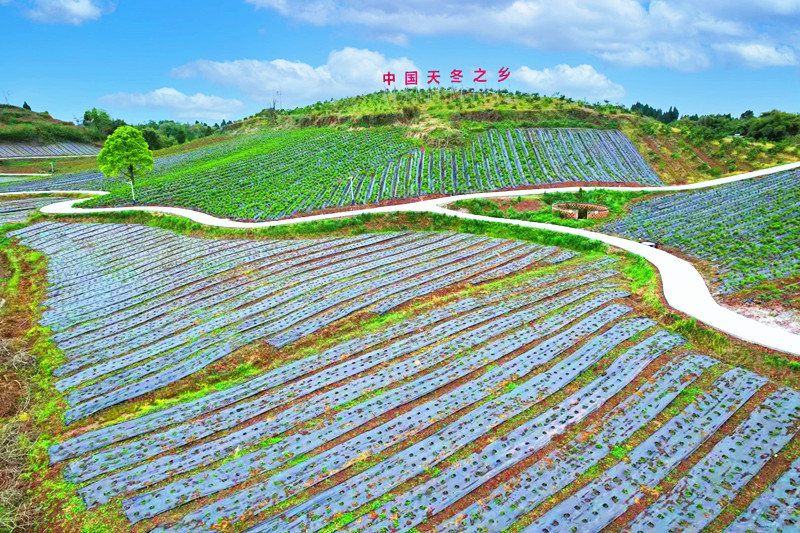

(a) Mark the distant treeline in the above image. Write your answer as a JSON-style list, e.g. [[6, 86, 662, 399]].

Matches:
[[0, 103, 230, 148], [681, 110, 800, 142], [82, 108, 225, 150], [630, 102, 800, 142], [630, 102, 680, 124]]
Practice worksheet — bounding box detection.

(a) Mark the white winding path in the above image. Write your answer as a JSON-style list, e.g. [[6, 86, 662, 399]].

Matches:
[[6, 161, 800, 356], [0, 173, 50, 176]]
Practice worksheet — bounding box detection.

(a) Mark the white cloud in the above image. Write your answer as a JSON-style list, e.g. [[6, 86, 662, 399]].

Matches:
[[98, 88, 245, 121], [713, 42, 799, 68], [513, 64, 625, 101], [244, 0, 800, 71], [595, 42, 712, 71], [22, 0, 108, 25], [171, 48, 419, 107], [173, 48, 623, 108]]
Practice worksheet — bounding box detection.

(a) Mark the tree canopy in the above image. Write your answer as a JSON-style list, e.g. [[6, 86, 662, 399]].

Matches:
[[140, 127, 162, 151], [83, 108, 127, 140], [97, 126, 153, 203], [631, 102, 680, 123]]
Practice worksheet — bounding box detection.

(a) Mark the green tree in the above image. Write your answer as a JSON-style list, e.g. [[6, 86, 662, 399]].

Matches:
[[83, 108, 126, 139], [22, 101, 31, 111], [140, 127, 162, 151], [97, 126, 153, 204]]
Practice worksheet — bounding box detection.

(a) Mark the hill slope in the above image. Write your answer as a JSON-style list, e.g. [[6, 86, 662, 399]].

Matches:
[[3, 217, 800, 533], [261, 89, 799, 184], [76, 125, 661, 221], [1, 90, 798, 222], [0, 104, 98, 145]]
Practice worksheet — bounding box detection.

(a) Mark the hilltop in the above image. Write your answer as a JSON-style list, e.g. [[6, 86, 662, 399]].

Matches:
[[1, 89, 799, 222], [242, 89, 799, 185], [2, 89, 798, 184], [0, 104, 98, 145]]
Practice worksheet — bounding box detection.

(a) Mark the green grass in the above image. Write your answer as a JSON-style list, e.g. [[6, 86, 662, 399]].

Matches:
[[0, 235, 129, 532], [0, 104, 97, 144], [449, 188, 649, 229], [764, 354, 800, 371], [610, 446, 628, 459], [39, 208, 607, 253]]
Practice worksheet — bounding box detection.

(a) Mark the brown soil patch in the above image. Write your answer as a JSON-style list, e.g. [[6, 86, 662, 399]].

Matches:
[[512, 198, 545, 212], [491, 198, 545, 212], [0, 373, 24, 417], [0, 249, 10, 279]]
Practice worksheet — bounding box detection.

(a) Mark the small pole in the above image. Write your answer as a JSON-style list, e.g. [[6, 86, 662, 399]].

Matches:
[[350, 175, 354, 204]]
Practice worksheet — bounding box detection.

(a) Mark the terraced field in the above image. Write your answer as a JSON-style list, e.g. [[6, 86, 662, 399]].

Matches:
[[0, 143, 247, 193], [0, 127, 661, 221], [604, 168, 800, 293], [0, 141, 100, 158], [0, 196, 70, 224], [12, 223, 574, 424], [6, 221, 800, 533]]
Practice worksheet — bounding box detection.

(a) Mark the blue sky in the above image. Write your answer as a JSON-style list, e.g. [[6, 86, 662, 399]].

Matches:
[[2, 0, 799, 124]]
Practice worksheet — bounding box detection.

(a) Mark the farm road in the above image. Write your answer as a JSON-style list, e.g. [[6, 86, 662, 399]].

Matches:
[[8, 160, 800, 356]]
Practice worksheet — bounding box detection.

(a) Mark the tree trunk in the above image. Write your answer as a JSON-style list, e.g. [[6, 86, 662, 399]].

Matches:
[[129, 164, 136, 204]]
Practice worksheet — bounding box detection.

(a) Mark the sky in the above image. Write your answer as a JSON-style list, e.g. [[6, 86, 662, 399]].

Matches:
[[2, 0, 800, 125]]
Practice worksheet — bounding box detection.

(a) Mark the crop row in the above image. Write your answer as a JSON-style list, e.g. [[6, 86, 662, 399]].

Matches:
[[0, 196, 69, 224], [148, 292, 653, 531], [604, 168, 800, 292], [727, 453, 800, 532], [353, 330, 690, 533], [2, 127, 662, 221], [440, 352, 717, 532], [71, 274, 620, 492], [526, 367, 770, 532], [25, 224, 798, 533], [0, 141, 99, 158], [9, 222, 565, 424], [51, 256, 618, 465], [117, 291, 628, 519], [626, 386, 800, 532]]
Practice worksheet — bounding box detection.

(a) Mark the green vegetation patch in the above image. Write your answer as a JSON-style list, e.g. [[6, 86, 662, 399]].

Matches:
[[450, 188, 648, 229]]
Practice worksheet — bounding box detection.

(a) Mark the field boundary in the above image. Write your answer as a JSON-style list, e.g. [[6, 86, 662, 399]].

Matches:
[[5, 160, 800, 356], [0, 155, 97, 160]]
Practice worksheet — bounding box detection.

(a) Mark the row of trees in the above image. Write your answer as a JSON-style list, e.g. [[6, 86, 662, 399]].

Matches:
[[630, 102, 680, 124], [137, 120, 218, 150], [630, 102, 800, 142], [681, 110, 800, 142], [81, 108, 224, 150]]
